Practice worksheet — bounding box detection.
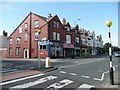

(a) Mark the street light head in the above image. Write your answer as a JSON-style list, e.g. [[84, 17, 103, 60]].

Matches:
[[38, 29, 41, 34], [106, 20, 112, 27]]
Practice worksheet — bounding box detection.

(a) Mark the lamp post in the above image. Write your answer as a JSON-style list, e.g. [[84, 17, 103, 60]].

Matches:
[[38, 29, 41, 69], [106, 20, 114, 85]]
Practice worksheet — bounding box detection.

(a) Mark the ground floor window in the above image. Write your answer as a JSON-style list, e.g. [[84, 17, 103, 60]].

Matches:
[[9, 48, 12, 56], [16, 47, 21, 55]]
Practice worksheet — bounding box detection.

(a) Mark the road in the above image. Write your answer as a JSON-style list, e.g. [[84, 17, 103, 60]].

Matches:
[[1, 55, 120, 89]]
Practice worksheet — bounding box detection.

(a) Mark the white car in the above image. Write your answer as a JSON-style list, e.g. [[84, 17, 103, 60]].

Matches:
[[115, 52, 120, 57]]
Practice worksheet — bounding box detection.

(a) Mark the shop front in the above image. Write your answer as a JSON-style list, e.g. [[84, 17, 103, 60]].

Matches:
[[63, 43, 74, 58]]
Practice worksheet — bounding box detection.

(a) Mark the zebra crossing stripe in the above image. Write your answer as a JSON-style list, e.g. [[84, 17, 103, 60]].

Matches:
[[76, 84, 94, 90], [45, 79, 73, 89], [10, 76, 57, 89]]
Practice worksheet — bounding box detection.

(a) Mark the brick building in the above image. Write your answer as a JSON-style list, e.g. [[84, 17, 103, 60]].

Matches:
[[7, 12, 103, 59], [7, 12, 67, 58]]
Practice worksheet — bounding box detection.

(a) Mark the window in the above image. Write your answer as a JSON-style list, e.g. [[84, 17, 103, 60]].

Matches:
[[76, 37, 79, 43], [66, 35, 71, 43], [35, 32, 38, 40], [54, 21, 59, 28], [57, 22, 59, 28], [25, 23, 28, 28], [4, 51, 6, 55], [67, 27, 70, 31], [34, 20, 39, 28], [16, 37, 20, 44], [9, 48, 12, 55], [10, 38, 12, 45], [0, 51, 2, 56], [24, 33, 28, 42], [57, 33, 60, 40], [43, 45, 46, 50], [16, 47, 20, 55], [19, 27, 22, 33], [53, 32, 56, 40]]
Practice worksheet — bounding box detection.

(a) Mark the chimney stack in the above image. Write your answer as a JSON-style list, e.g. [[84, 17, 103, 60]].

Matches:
[[62, 18, 66, 25], [48, 14, 52, 19], [3, 30, 8, 37]]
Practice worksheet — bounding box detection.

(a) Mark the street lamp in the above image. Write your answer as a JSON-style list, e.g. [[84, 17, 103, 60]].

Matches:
[[106, 20, 114, 85], [38, 29, 41, 69], [75, 18, 81, 26]]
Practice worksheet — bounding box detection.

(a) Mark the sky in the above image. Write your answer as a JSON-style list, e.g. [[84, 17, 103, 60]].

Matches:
[[0, 1, 118, 46]]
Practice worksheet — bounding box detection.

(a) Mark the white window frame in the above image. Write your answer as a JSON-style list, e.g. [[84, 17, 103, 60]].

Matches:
[[57, 33, 60, 40], [16, 47, 21, 55], [19, 27, 22, 33], [16, 37, 20, 44], [10, 38, 12, 45], [34, 20, 39, 28], [57, 22, 59, 28], [25, 23, 28, 29], [53, 32, 56, 40], [35, 32, 39, 40], [66, 34, 71, 44], [76, 37, 79, 43], [9, 48, 12, 56], [24, 33, 28, 42], [54, 21, 57, 28]]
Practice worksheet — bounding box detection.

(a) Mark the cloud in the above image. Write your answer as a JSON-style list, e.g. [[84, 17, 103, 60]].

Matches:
[[0, 4, 14, 10]]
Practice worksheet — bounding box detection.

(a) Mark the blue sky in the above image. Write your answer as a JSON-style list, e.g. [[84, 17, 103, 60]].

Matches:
[[0, 2, 118, 46]]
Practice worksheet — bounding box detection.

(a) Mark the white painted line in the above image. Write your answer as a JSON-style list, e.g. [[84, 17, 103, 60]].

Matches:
[[60, 71, 66, 74], [76, 84, 94, 89], [45, 79, 73, 89], [10, 76, 57, 89], [94, 71, 109, 81], [81, 75, 89, 79], [70, 73, 77, 76], [0, 73, 45, 86]]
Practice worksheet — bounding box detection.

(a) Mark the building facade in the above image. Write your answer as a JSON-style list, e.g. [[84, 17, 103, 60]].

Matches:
[[7, 12, 103, 58]]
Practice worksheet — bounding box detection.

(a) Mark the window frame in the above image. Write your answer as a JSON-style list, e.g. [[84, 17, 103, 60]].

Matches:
[[19, 27, 22, 33], [16, 37, 20, 45], [57, 32, 60, 40], [16, 47, 21, 56], [25, 23, 28, 29], [34, 32, 39, 40], [9, 48, 12, 56], [34, 20, 39, 28], [53, 32, 56, 40], [9, 38, 12, 45]]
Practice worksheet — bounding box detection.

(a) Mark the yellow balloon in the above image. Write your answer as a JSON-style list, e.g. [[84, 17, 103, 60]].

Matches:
[[106, 20, 112, 27]]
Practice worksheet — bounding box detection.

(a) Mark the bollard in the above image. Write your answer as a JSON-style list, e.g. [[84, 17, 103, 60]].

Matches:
[[45, 57, 51, 68]]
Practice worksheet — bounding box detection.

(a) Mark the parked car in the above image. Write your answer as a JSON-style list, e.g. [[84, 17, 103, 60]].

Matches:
[[115, 52, 120, 57]]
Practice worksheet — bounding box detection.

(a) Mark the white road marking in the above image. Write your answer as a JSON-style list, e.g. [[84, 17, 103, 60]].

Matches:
[[10, 76, 57, 89], [94, 71, 109, 81], [0, 73, 45, 86], [45, 79, 73, 89], [81, 75, 89, 79], [76, 84, 94, 89], [70, 73, 77, 76], [60, 71, 66, 74]]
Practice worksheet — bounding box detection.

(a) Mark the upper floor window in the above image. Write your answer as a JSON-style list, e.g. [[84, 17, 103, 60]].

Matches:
[[34, 20, 39, 28], [25, 23, 28, 29], [66, 34, 71, 44], [24, 33, 28, 42], [9, 48, 12, 56], [54, 21, 59, 28], [53, 32, 56, 40], [16, 47, 21, 55], [76, 37, 79, 43], [67, 27, 70, 31], [10, 38, 12, 45], [35, 32, 38, 40], [19, 27, 22, 33], [57, 33, 60, 40], [16, 37, 20, 44]]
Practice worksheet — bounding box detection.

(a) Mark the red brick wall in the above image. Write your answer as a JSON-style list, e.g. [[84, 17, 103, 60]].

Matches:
[[49, 15, 66, 43]]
